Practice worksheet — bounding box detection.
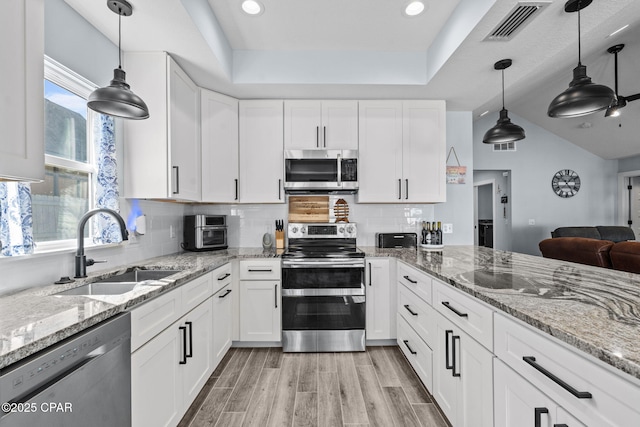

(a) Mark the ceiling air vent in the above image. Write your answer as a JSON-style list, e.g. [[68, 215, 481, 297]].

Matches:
[[485, 2, 549, 41]]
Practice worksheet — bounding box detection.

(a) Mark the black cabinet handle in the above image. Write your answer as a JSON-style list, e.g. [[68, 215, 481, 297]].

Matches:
[[234, 179, 238, 200], [445, 330, 453, 370], [398, 179, 402, 200], [316, 126, 319, 147], [452, 335, 460, 377], [172, 166, 180, 194], [403, 275, 417, 284], [218, 272, 231, 281], [274, 284, 278, 308], [368, 263, 372, 286], [323, 126, 326, 147], [403, 340, 417, 355], [248, 268, 273, 272], [523, 356, 593, 399], [404, 304, 418, 316], [179, 326, 187, 364], [218, 289, 232, 298], [442, 301, 469, 318], [278, 179, 282, 200], [185, 321, 193, 358], [534, 407, 549, 427], [405, 179, 409, 200], [553, 425, 569, 427]]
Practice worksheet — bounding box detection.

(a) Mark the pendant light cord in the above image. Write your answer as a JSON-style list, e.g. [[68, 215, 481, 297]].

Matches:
[[501, 69, 505, 110], [614, 50, 619, 95], [577, 2, 582, 65], [118, 7, 122, 69]]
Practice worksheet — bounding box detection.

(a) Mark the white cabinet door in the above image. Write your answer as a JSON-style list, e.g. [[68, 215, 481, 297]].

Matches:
[[365, 258, 395, 340], [402, 101, 446, 203], [239, 100, 284, 203], [212, 283, 233, 368], [321, 101, 358, 149], [131, 323, 183, 427], [284, 100, 322, 149], [433, 313, 493, 427], [201, 89, 239, 202], [123, 52, 200, 201], [0, 0, 44, 182], [240, 280, 281, 341], [182, 300, 213, 405], [358, 101, 403, 202]]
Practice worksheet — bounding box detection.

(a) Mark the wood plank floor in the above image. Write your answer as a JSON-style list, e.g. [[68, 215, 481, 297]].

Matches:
[[178, 346, 450, 427]]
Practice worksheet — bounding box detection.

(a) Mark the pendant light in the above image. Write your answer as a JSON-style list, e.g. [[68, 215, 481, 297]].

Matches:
[[88, 0, 149, 120], [483, 59, 525, 144], [547, 0, 615, 118], [604, 44, 640, 117]]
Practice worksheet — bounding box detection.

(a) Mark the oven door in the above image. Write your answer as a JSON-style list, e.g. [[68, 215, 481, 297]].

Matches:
[[197, 226, 227, 248], [281, 259, 364, 290]]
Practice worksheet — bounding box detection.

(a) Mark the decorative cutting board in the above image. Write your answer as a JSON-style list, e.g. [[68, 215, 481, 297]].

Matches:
[[288, 196, 330, 223]]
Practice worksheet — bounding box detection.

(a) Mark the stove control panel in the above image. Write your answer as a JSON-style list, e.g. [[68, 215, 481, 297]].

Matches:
[[288, 223, 357, 239]]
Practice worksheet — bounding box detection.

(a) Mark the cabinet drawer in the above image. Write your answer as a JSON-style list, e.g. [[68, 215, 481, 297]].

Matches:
[[212, 263, 232, 293], [397, 314, 433, 391], [182, 272, 213, 314], [130, 287, 183, 352], [495, 313, 640, 427], [240, 259, 281, 280], [432, 279, 493, 350], [398, 283, 436, 348], [397, 261, 432, 304]]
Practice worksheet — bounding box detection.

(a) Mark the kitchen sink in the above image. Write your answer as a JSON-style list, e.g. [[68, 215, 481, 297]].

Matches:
[[56, 268, 182, 296]]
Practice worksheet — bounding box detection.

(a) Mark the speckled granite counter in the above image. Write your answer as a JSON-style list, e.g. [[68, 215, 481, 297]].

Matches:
[[0, 248, 279, 369], [361, 245, 640, 382], [3, 245, 640, 384]]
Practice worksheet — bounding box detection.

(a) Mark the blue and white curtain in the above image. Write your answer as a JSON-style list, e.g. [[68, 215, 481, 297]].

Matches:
[[0, 183, 34, 256], [92, 114, 123, 244]]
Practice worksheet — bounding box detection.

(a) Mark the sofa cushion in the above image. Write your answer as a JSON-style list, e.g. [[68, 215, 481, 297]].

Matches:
[[551, 227, 601, 240], [610, 241, 640, 273], [539, 237, 614, 268], [596, 226, 636, 243]]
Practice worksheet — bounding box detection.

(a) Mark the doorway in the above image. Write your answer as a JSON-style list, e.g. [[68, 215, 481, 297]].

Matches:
[[617, 171, 640, 239], [474, 180, 494, 248], [474, 170, 512, 251]]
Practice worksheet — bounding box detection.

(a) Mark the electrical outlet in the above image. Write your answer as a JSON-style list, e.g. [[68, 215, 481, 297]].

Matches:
[[169, 224, 176, 238], [528, 219, 536, 226], [442, 223, 453, 234]]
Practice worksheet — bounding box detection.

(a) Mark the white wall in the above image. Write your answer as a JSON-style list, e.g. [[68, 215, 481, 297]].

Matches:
[[474, 112, 618, 256]]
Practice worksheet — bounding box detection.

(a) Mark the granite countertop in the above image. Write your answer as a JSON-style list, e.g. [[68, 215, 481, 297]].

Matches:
[[2, 245, 640, 384], [0, 248, 279, 370], [362, 245, 640, 382]]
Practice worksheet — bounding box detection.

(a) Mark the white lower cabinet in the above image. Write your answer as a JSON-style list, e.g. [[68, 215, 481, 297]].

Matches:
[[432, 313, 494, 427], [365, 258, 395, 340], [132, 299, 213, 427], [494, 359, 585, 427], [212, 282, 233, 367], [397, 314, 433, 391], [239, 259, 282, 342]]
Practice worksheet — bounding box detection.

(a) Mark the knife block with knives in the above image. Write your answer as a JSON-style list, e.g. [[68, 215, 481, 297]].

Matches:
[[275, 219, 284, 249]]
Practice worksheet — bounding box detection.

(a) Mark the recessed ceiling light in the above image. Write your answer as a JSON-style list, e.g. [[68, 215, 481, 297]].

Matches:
[[241, 0, 263, 16], [608, 24, 629, 38], [404, 1, 425, 17]]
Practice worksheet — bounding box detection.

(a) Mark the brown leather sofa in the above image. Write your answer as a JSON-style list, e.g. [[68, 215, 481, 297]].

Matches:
[[609, 241, 640, 273], [539, 237, 614, 268]]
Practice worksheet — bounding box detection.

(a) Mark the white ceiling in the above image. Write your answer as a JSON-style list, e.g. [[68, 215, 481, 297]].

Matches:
[[64, 0, 640, 160]]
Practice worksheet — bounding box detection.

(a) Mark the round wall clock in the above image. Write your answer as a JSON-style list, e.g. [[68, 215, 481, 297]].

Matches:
[[552, 169, 581, 198]]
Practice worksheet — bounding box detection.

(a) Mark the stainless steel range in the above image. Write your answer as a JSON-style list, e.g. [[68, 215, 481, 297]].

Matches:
[[281, 223, 365, 352]]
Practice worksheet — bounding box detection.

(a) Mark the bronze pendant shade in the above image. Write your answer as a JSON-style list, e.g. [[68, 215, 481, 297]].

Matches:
[[88, 0, 149, 120], [483, 59, 525, 144], [547, 0, 615, 118]]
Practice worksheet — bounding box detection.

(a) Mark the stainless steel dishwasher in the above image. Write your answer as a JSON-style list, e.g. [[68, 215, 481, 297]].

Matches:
[[0, 313, 131, 427]]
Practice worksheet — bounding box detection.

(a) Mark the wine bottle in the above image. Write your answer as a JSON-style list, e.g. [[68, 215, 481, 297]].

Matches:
[[436, 221, 442, 245], [431, 222, 437, 245], [425, 222, 432, 244]]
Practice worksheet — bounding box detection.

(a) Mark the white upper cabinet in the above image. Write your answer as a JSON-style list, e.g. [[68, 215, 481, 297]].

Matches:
[[358, 100, 446, 203], [200, 89, 239, 203], [123, 52, 201, 201], [239, 100, 284, 203], [0, 0, 44, 182], [284, 100, 358, 149]]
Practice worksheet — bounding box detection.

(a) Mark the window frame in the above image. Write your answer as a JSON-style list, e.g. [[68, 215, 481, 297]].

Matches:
[[36, 56, 100, 253]]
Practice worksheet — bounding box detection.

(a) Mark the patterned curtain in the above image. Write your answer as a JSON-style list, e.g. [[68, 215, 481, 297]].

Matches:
[[92, 114, 123, 244], [0, 183, 35, 256]]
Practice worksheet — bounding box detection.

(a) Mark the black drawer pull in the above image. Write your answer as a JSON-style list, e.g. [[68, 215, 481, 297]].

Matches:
[[404, 304, 418, 316], [452, 335, 460, 377], [368, 263, 372, 286], [523, 356, 592, 399], [403, 340, 417, 355], [218, 289, 232, 298], [441, 301, 468, 317], [445, 330, 453, 370], [185, 321, 193, 358], [403, 275, 417, 284], [179, 326, 187, 365], [218, 272, 231, 281], [534, 407, 548, 427], [248, 268, 273, 272], [553, 425, 569, 427]]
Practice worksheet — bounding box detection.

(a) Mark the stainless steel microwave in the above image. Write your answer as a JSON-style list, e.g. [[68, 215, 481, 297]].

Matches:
[[284, 149, 358, 192], [182, 215, 228, 251]]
